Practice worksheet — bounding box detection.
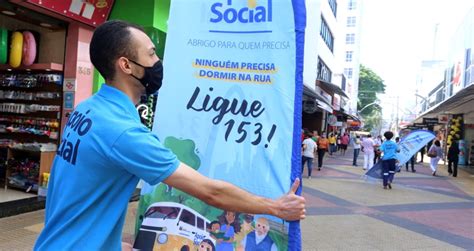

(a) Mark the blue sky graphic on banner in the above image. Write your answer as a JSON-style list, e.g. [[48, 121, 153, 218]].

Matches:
[[366, 130, 435, 179], [134, 0, 303, 250]]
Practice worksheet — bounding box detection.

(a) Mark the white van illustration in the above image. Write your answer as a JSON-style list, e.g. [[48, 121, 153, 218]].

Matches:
[[133, 202, 216, 251]]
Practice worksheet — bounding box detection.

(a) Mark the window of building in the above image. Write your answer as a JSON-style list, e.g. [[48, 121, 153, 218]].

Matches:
[[320, 16, 334, 52], [344, 68, 353, 79], [348, 0, 357, 10], [345, 51, 353, 62], [347, 16, 356, 27], [345, 33, 355, 44], [328, 0, 337, 17]]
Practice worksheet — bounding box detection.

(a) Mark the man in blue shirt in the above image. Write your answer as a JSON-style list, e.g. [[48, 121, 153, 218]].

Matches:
[[34, 20, 306, 250], [379, 131, 399, 189]]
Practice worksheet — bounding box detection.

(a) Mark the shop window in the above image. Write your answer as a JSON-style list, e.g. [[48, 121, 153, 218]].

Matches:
[[0, 3, 67, 200]]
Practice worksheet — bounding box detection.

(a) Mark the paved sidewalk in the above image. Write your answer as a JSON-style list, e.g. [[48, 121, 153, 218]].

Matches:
[[301, 150, 474, 250], [0, 150, 472, 250]]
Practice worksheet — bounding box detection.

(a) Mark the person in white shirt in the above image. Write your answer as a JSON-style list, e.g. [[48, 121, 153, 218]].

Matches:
[[361, 134, 375, 170], [352, 135, 362, 166], [302, 133, 317, 179], [240, 217, 277, 251]]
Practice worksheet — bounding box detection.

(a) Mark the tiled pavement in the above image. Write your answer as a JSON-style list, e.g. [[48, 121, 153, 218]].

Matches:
[[301, 151, 474, 250], [0, 150, 473, 250]]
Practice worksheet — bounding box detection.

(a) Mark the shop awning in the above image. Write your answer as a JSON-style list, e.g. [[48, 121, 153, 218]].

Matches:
[[316, 79, 349, 99], [317, 102, 333, 113], [303, 84, 333, 110], [415, 83, 474, 122]]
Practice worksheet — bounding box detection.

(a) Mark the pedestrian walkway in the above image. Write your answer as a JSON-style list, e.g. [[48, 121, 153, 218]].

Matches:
[[301, 150, 474, 250], [0, 150, 472, 250]]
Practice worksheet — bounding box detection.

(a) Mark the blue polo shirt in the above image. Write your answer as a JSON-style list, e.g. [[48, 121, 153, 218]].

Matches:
[[34, 84, 180, 250], [380, 140, 399, 160]]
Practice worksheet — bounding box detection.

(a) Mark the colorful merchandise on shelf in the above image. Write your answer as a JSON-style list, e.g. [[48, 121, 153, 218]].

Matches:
[[0, 28, 7, 64], [9, 31, 23, 68], [7, 157, 40, 191], [22, 31, 37, 66]]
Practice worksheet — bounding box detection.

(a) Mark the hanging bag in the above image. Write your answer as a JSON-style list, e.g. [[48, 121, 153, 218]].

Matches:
[[427, 147, 437, 158]]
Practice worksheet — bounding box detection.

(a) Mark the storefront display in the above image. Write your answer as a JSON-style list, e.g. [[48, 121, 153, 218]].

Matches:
[[0, 2, 66, 203]]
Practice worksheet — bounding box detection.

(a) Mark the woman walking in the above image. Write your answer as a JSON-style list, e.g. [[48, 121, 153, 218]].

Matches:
[[317, 133, 330, 170], [447, 141, 460, 177], [428, 140, 443, 176]]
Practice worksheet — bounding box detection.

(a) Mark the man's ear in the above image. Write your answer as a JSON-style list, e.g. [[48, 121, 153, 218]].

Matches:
[[117, 57, 133, 75]]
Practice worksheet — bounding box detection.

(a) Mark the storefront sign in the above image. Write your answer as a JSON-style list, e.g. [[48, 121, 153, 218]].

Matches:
[[423, 117, 439, 125], [332, 94, 340, 111], [63, 78, 76, 92], [328, 114, 337, 126], [136, 0, 304, 250], [26, 0, 114, 27], [414, 123, 427, 127], [438, 114, 449, 124], [64, 92, 74, 109]]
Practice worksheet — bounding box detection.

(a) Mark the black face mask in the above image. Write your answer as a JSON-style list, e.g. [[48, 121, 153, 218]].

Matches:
[[128, 59, 163, 95]]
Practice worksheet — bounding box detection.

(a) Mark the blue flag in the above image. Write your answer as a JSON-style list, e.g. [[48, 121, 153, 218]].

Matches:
[[365, 130, 435, 179]]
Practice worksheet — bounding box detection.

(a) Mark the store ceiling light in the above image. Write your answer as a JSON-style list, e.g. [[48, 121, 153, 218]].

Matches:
[[40, 22, 52, 28], [1, 10, 16, 16]]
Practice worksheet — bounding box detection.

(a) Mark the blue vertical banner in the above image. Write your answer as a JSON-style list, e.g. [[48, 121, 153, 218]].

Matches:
[[134, 0, 305, 251]]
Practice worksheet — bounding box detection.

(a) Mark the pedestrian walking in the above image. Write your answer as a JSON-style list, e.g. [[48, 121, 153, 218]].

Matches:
[[340, 133, 350, 156], [33, 20, 305, 251], [428, 140, 443, 176], [379, 131, 399, 189], [317, 133, 330, 170], [302, 133, 317, 179], [352, 135, 361, 166], [418, 145, 426, 163], [447, 141, 460, 177], [311, 130, 319, 143], [328, 133, 337, 155], [374, 135, 383, 164], [405, 155, 416, 172], [361, 134, 375, 170]]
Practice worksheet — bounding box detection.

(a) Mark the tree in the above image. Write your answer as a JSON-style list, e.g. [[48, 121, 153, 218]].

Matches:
[[358, 65, 385, 132]]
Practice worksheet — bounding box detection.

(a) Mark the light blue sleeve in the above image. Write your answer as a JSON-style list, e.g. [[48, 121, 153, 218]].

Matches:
[[108, 126, 180, 185]]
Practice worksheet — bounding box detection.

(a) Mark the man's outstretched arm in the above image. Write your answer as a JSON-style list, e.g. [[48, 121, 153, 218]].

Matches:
[[164, 163, 306, 221]]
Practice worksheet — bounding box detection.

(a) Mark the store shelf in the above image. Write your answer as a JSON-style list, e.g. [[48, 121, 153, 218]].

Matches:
[[0, 63, 63, 72]]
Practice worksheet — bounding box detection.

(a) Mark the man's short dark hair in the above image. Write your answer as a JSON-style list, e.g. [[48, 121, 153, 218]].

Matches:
[[90, 20, 144, 80], [384, 131, 394, 140]]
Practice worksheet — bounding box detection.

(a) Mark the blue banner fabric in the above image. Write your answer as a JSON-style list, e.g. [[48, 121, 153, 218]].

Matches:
[[365, 130, 435, 179], [134, 0, 305, 250]]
